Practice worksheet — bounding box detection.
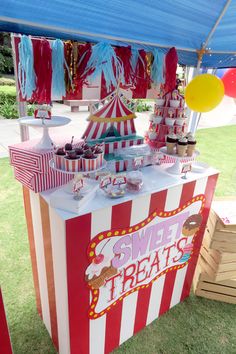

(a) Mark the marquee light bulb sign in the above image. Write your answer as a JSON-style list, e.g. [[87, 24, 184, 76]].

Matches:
[[85, 195, 205, 319]]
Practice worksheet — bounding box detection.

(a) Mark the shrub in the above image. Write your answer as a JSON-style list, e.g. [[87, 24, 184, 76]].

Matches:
[[136, 100, 152, 112], [0, 101, 18, 119], [0, 86, 17, 105], [0, 77, 15, 86]]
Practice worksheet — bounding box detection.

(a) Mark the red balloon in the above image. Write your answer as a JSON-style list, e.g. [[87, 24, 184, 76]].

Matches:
[[221, 69, 236, 98]]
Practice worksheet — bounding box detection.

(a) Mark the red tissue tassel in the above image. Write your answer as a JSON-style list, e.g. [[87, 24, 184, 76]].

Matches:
[[77, 43, 93, 86], [132, 49, 150, 98], [32, 39, 52, 104], [115, 46, 132, 85], [164, 47, 178, 93], [74, 43, 93, 99]]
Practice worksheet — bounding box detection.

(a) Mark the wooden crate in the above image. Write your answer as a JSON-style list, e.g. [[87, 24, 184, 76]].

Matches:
[[204, 209, 236, 253], [200, 245, 236, 281], [193, 264, 236, 305]]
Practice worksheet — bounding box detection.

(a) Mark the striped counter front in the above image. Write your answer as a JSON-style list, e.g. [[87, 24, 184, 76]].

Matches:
[[22, 165, 218, 354]]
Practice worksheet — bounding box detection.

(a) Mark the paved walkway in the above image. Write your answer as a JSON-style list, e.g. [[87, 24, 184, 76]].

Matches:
[[1, 97, 236, 158]]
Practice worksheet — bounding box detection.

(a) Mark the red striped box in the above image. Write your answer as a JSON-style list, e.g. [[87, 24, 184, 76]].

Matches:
[[82, 157, 99, 171], [9, 137, 83, 193], [22, 171, 218, 353], [64, 157, 81, 172], [14, 166, 72, 193], [9, 138, 83, 173]]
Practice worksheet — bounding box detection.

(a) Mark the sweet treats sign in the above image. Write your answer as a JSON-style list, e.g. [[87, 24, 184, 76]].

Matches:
[[85, 195, 205, 319]]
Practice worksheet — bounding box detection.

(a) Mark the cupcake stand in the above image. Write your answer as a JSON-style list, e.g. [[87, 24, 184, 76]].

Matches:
[[160, 147, 199, 175], [9, 135, 219, 354]]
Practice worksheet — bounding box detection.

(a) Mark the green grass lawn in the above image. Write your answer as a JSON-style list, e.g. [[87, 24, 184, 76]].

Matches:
[[0, 126, 236, 354]]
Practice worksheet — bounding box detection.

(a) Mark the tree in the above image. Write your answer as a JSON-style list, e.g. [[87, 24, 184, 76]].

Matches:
[[0, 33, 14, 75]]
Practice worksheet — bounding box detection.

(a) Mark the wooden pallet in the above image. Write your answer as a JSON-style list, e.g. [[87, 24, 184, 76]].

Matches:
[[193, 265, 236, 305]]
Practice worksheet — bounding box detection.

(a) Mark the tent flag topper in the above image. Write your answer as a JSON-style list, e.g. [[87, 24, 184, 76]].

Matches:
[[85, 195, 205, 319], [82, 92, 137, 141]]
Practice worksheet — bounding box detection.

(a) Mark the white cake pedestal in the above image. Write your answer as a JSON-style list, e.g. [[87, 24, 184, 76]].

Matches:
[[18, 116, 71, 150], [160, 146, 199, 175]]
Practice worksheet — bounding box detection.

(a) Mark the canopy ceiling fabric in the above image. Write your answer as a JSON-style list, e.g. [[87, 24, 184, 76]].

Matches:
[[1, 0, 236, 68]]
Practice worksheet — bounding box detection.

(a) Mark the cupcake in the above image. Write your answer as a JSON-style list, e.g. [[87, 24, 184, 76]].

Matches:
[[85, 254, 117, 289], [177, 137, 188, 157], [166, 133, 177, 154], [186, 134, 197, 157], [82, 143, 90, 151], [75, 146, 84, 156], [64, 136, 74, 152], [82, 149, 99, 171], [54, 147, 66, 170]]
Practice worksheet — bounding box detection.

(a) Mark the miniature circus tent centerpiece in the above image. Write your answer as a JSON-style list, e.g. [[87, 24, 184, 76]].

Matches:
[[82, 93, 137, 141]]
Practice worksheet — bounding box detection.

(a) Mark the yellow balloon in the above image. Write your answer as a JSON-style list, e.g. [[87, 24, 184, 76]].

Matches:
[[185, 74, 224, 112]]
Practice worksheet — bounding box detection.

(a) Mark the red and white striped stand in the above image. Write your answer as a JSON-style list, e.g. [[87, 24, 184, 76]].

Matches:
[[21, 166, 218, 354], [0, 289, 13, 354]]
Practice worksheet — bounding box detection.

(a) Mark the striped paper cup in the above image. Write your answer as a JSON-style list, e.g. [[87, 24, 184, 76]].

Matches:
[[64, 157, 81, 172], [94, 152, 104, 168], [81, 157, 99, 171], [54, 154, 66, 170]]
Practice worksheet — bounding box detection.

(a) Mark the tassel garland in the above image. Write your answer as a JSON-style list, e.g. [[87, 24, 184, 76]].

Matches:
[[18, 35, 36, 100], [151, 49, 165, 85], [51, 39, 66, 99]]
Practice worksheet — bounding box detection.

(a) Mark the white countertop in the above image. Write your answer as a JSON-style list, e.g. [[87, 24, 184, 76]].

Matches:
[[42, 164, 219, 220]]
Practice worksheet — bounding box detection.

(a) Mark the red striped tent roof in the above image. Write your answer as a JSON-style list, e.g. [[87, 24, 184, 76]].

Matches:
[[88, 94, 136, 123]]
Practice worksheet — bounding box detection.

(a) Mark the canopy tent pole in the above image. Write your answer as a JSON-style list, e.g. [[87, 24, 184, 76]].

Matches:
[[189, 0, 231, 135], [11, 34, 29, 141]]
